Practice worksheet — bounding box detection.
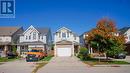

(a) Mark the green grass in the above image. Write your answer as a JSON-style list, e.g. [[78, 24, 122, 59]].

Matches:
[[82, 58, 130, 66], [41, 55, 53, 61], [0, 57, 19, 62]]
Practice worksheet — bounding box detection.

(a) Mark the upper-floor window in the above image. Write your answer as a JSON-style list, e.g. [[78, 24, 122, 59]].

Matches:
[[74, 35, 76, 40], [33, 32, 36, 40], [29, 35, 31, 40], [67, 32, 69, 37], [39, 35, 40, 39], [59, 32, 61, 38], [41, 36, 44, 40], [129, 35, 130, 40], [62, 32, 66, 38], [26, 36, 28, 40]]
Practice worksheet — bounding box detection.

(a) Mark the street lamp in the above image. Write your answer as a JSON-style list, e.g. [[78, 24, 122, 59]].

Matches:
[[97, 43, 100, 63]]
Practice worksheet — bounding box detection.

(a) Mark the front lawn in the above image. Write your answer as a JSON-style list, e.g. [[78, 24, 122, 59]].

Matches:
[[0, 57, 19, 62], [83, 58, 130, 66], [40, 55, 53, 61]]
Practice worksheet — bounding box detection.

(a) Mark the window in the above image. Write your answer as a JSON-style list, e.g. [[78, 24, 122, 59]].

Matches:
[[26, 36, 28, 40], [74, 35, 76, 40], [29, 35, 31, 40], [41, 36, 43, 40], [74, 36, 76, 40], [33, 32, 36, 40], [59, 32, 61, 38], [62, 32, 66, 38], [129, 35, 130, 40], [67, 32, 69, 37]]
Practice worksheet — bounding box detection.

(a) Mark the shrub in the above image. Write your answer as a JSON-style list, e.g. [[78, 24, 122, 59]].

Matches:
[[77, 47, 89, 60]]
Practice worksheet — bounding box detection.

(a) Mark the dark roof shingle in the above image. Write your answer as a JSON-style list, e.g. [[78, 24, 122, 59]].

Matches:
[[36, 28, 49, 35], [0, 27, 21, 36]]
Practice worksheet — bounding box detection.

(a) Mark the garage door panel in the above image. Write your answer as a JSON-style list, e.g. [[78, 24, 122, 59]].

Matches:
[[56, 45, 72, 48], [57, 48, 71, 56]]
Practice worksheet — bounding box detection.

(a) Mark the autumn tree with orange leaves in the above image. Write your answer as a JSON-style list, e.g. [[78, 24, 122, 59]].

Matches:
[[86, 18, 126, 58]]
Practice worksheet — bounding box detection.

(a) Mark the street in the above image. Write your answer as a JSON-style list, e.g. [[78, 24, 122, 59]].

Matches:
[[0, 59, 35, 73], [0, 57, 130, 73]]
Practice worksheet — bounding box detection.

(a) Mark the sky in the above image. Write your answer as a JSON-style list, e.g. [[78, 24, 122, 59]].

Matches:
[[0, 0, 130, 35]]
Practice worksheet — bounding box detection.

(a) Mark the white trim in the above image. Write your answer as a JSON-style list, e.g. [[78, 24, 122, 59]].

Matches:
[[56, 27, 72, 32], [23, 25, 39, 35]]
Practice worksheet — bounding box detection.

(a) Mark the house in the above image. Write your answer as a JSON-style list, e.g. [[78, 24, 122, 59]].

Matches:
[[54, 27, 80, 57], [80, 32, 93, 54], [0, 27, 23, 57], [81, 27, 130, 55], [119, 27, 130, 55], [17, 25, 52, 57]]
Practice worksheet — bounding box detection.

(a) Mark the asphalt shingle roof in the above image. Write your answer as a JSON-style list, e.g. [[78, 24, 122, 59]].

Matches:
[[119, 27, 130, 34], [36, 28, 50, 35], [0, 27, 21, 36]]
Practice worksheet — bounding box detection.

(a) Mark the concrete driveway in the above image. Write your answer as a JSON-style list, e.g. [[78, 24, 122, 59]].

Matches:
[[37, 57, 89, 73], [37, 57, 130, 73]]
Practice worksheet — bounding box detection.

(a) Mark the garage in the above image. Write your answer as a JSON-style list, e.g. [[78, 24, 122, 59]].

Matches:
[[57, 48, 71, 56]]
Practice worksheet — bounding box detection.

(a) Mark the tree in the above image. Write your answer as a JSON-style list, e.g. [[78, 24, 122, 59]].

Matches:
[[85, 18, 125, 59]]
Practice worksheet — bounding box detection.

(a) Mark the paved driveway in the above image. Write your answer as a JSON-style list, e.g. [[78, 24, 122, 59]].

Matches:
[[37, 57, 130, 73]]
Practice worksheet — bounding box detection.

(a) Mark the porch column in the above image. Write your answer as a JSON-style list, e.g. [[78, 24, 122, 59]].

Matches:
[[90, 47, 93, 54], [54, 43, 57, 57], [4, 45, 8, 57], [17, 46, 20, 56], [88, 44, 91, 54], [72, 42, 74, 56]]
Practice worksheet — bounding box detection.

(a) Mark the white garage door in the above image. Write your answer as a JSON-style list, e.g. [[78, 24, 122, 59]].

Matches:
[[57, 48, 71, 56]]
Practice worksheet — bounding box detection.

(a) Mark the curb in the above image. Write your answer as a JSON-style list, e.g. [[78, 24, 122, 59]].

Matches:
[[93, 65, 130, 67]]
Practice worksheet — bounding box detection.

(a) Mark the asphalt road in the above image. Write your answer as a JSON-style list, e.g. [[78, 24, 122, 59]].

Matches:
[[0, 57, 130, 73], [0, 59, 35, 73]]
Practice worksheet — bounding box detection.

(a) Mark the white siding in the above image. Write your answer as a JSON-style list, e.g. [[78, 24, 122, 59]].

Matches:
[[19, 26, 47, 44], [54, 28, 79, 43], [0, 36, 11, 42], [125, 29, 130, 43]]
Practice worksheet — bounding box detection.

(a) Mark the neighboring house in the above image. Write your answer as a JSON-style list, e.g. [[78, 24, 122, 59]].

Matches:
[[81, 27, 130, 55], [0, 27, 23, 57], [119, 27, 130, 55], [17, 25, 52, 57], [80, 32, 93, 54], [54, 27, 80, 57]]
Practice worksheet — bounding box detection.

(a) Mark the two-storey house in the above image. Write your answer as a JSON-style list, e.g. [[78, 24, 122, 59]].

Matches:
[[17, 25, 52, 57], [119, 27, 130, 55], [54, 27, 79, 57], [0, 27, 23, 57]]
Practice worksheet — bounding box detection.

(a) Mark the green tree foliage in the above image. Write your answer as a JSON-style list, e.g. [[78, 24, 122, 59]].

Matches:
[[77, 47, 89, 60]]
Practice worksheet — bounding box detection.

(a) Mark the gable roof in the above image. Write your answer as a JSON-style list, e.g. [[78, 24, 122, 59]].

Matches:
[[23, 25, 39, 34], [119, 27, 130, 34], [36, 28, 50, 35], [23, 25, 50, 35], [56, 27, 72, 32], [56, 26, 79, 36], [0, 27, 22, 36]]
